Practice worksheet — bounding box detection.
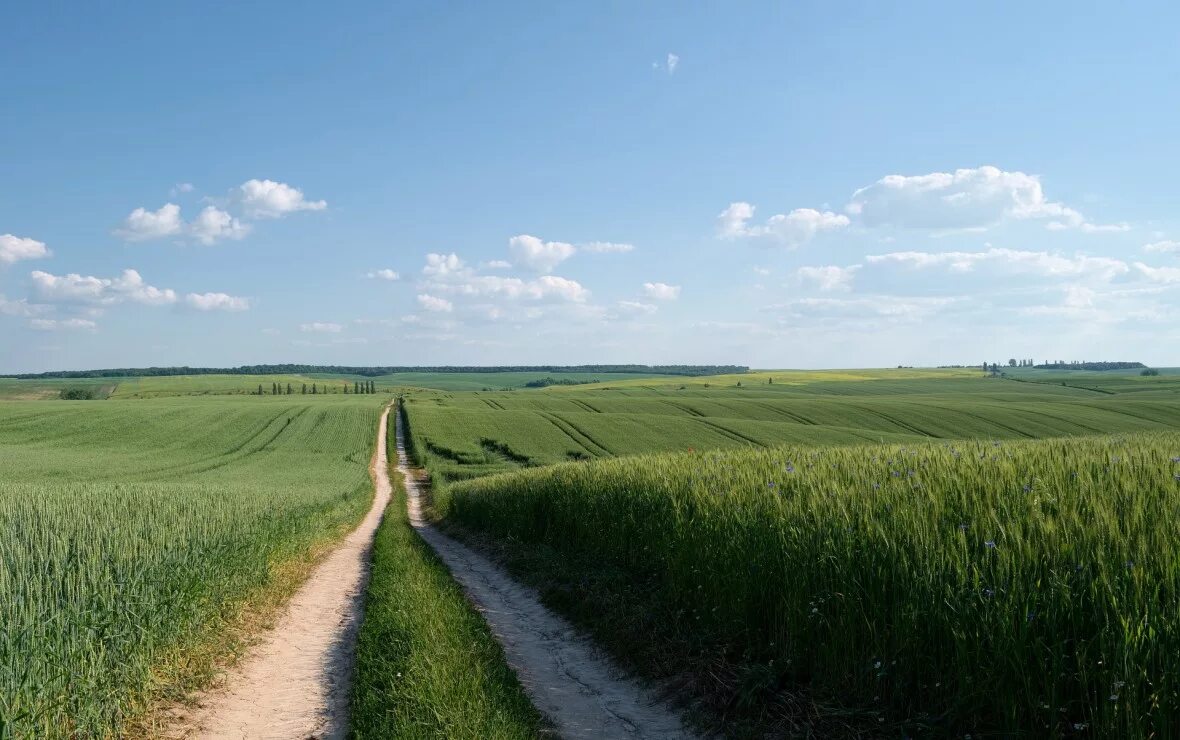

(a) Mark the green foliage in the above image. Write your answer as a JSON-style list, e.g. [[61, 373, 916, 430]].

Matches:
[[58, 387, 96, 400], [1142, 368, 1160, 376], [444, 435, 1180, 737], [522, 377, 597, 388], [5, 364, 747, 380], [0, 397, 381, 737], [349, 417, 541, 739], [1035, 361, 1146, 371]]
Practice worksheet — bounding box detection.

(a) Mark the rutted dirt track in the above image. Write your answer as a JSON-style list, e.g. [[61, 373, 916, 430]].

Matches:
[[173, 406, 394, 740], [394, 410, 693, 739], [174, 405, 690, 739]]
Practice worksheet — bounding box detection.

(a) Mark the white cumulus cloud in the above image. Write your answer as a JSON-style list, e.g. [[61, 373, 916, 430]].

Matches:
[[643, 282, 681, 300], [0, 234, 51, 264], [185, 292, 250, 311], [235, 179, 327, 219], [509, 234, 577, 272], [718, 202, 849, 247], [189, 206, 251, 245], [30, 269, 178, 305], [417, 294, 454, 312], [423, 253, 465, 277], [116, 203, 184, 241], [846, 165, 1123, 233]]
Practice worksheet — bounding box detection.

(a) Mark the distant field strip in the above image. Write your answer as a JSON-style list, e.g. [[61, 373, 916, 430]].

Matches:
[[404, 377, 1180, 486]]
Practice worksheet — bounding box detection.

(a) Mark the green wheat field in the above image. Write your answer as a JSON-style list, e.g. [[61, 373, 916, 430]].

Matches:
[[2, 367, 1180, 737]]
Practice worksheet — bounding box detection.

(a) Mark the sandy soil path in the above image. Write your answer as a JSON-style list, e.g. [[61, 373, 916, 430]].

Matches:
[[175, 405, 393, 740], [394, 409, 693, 739]]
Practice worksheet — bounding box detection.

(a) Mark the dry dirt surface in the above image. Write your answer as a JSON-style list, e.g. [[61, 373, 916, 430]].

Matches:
[[170, 405, 393, 740], [395, 411, 694, 740]]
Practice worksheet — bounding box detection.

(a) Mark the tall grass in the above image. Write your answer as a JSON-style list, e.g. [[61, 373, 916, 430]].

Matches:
[[349, 411, 542, 738], [0, 397, 381, 738], [442, 434, 1180, 736]]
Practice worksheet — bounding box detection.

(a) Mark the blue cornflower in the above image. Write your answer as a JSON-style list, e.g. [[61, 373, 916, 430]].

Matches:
[[958, 523, 968, 532], [984, 540, 997, 549]]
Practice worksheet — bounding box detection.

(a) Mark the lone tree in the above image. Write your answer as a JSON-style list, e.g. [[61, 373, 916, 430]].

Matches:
[[1008, 359, 1017, 367], [312, 383, 317, 395], [287, 383, 292, 394], [257, 384, 263, 395], [302, 383, 307, 394]]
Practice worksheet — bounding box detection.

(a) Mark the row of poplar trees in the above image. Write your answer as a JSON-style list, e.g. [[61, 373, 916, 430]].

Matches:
[[256, 380, 379, 395]]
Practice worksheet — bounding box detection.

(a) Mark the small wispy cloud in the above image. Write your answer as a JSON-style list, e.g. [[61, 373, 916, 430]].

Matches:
[[300, 321, 343, 333], [367, 269, 400, 281], [653, 52, 680, 75]]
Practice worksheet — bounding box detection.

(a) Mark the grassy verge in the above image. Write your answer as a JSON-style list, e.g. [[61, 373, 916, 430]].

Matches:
[[348, 414, 543, 739], [439, 434, 1180, 738]]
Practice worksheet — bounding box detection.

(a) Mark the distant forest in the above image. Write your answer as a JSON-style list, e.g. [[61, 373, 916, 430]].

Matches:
[[3, 364, 748, 380], [1032, 362, 1146, 371]]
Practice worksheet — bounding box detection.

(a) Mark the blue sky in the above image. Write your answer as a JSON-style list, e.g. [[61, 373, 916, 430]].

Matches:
[[3, 1, 1179, 372]]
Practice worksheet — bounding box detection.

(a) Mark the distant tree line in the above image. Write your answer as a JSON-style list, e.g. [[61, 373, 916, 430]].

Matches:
[[5, 364, 748, 380], [1033, 361, 1146, 371], [965, 360, 1147, 375], [255, 380, 379, 395]]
